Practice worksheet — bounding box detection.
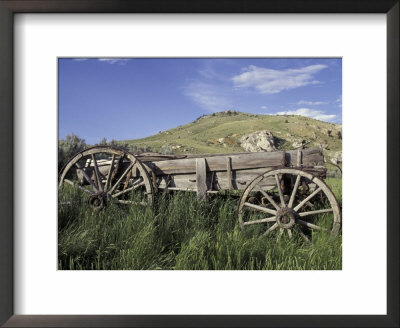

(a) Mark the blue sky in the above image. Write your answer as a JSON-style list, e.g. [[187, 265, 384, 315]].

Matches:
[[59, 58, 342, 144]]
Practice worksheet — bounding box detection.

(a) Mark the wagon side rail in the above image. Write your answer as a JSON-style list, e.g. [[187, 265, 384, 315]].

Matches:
[[142, 148, 326, 199]]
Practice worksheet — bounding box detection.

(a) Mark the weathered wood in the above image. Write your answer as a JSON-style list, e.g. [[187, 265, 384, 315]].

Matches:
[[104, 154, 116, 192], [288, 174, 301, 208], [297, 149, 302, 167], [296, 218, 327, 231], [298, 208, 333, 217], [145, 151, 286, 175], [112, 180, 145, 198], [275, 174, 286, 207], [237, 168, 341, 241], [59, 146, 155, 207], [153, 166, 326, 192], [108, 162, 136, 195], [263, 222, 279, 236], [243, 216, 277, 226], [91, 154, 103, 192], [75, 163, 98, 192], [89, 149, 325, 184], [256, 183, 280, 210], [244, 202, 277, 215], [294, 187, 322, 212], [226, 157, 232, 190], [137, 148, 323, 167], [196, 158, 207, 201], [285, 148, 324, 167], [295, 226, 311, 245]]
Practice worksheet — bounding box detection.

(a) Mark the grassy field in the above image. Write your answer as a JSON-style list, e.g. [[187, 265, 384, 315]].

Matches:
[[58, 177, 342, 270]]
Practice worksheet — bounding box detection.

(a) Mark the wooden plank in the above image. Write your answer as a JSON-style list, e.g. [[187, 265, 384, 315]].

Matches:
[[145, 151, 286, 175], [285, 148, 324, 167], [196, 158, 207, 201], [297, 149, 302, 167], [154, 166, 327, 191], [226, 156, 232, 190], [91, 148, 324, 177]]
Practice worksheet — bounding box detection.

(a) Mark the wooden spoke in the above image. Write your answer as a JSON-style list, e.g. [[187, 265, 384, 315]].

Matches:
[[244, 202, 277, 216], [275, 174, 285, 207], [288, 174, 301, 208], [91, 154, 103, 192], [263, 222, 279, 236], [59, 147, 154, 212], [238, 168, 341, 243], [294, 187, 322, 212], [298, 208, 333, 217], [295, 226, 311, 245], [243, 216, 276, 226], [256, 183, 280, 210], [108, 161, 136, 195], [104, 154, 116, 192], [75, 163, 99, 192], [112, 180, 145, 198], [296, 218, 327, 231], [63, 179, 94, 195]]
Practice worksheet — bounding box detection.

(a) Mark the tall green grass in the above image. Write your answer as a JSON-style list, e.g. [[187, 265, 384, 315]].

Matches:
[[58, 178, 342, 270]]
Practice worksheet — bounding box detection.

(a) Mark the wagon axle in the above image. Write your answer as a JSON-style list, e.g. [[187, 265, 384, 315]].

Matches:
[[276, 207, 297, 229], [88, 193, 108, 210]]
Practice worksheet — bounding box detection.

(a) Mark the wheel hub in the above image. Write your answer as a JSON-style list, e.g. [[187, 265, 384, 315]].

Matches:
[[88, 193, 107, 210], [276, 207, 297, 229]]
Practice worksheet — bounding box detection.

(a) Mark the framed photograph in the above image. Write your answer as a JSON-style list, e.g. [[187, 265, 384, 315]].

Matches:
[[1, 1, 398, 327]]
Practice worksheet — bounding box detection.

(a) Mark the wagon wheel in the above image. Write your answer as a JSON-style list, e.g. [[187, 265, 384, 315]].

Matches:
[[58, 146, 154, 210], [237, 168, 341, 244]]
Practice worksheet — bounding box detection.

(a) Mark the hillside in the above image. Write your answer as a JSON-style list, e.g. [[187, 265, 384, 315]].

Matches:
[[124, 111, 342, 163]]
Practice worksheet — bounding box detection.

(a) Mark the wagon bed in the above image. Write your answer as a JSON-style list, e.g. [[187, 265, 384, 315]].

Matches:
[[138, 148, 326, 198]]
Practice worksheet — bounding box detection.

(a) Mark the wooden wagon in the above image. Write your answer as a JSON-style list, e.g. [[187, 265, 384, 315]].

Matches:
[[59, 146, 341, 243]]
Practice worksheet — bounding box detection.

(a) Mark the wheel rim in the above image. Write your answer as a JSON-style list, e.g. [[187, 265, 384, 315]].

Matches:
[[237, 168, 341, 243], [58, 146, 154, 209]]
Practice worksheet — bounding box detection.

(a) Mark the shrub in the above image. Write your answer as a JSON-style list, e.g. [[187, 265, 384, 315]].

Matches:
[[58, 134, 87, 171], [159, 144, 174, 155]]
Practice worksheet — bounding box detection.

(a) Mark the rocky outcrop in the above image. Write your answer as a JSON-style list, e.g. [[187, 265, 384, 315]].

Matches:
[[239, 131, 277, 152]]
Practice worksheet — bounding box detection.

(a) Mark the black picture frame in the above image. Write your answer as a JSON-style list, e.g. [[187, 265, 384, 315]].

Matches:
[[0, 1, 398, 327]]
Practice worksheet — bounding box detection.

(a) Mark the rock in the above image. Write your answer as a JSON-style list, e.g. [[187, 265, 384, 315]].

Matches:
[[239, 131, 277, 152], [216, 137, 238, 147], [292, 139, 306, 148], [330, 151, 342, 164], [318, 142, 329, 150]]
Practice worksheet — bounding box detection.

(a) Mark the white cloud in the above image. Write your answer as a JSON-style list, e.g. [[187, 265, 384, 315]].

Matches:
[[232, 64, 327, 94], [336, 95, 342, 108], [297, 100, 327, 106], [261, 105, 268, 110], [98, 58, 129, 65], [184, 82, 231, 112], [72, 58, 88, 61], [276, 108, 336, 122]]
